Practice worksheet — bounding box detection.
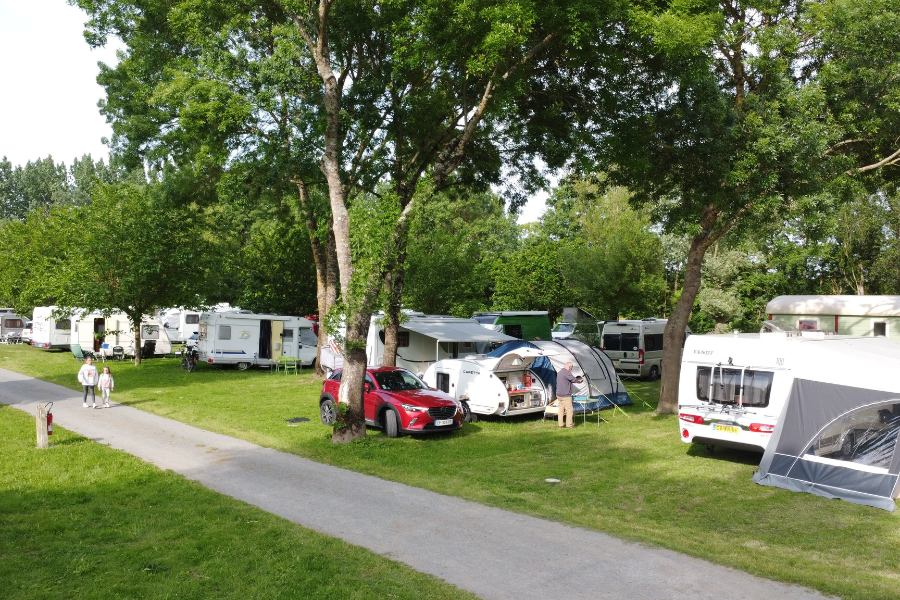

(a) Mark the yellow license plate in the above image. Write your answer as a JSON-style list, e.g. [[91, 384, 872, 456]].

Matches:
[[713, 424, 740, 434]]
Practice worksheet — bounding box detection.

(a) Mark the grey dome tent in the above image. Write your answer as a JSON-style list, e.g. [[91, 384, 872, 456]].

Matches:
[[753, 337, 900, 511]]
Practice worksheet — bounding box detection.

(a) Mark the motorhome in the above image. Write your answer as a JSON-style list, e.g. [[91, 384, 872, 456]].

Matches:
[[197, 311, 318, 369], [367, 313, 516, 376], [601, 318, 689, 379], [422, 338, 630, 419], [0, 309, 29, 343], [31, 306, 75, 350], [71, 310, 173, 357], [677, 326, 900, 454], [472, 311, 553, 341]]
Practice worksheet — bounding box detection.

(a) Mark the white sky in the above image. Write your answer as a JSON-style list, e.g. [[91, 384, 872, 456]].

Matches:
[[0, 1, 120, 167], [0, 0, 546, 222]]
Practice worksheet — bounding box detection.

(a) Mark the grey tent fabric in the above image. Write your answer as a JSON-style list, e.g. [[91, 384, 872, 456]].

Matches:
[[400, 319, 515, 343], [754, 378, 900, 511]]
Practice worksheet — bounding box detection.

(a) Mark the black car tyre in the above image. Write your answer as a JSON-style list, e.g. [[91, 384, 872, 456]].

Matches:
[[320, 397, 337, 425], [384, 409, 400, 438], [648, 365, 660, 381], [236, 362, 250, 371]]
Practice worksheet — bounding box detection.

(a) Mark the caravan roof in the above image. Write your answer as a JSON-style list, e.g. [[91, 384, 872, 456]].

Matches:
[[766, 295, 900, 317]]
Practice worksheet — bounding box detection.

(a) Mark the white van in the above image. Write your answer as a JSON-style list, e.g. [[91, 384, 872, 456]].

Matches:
[[601, 318, 679, 379]]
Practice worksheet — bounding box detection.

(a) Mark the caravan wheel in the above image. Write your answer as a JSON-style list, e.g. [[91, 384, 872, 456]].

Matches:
[[461, 401, 477, 423], [236, 362, 250, 371]]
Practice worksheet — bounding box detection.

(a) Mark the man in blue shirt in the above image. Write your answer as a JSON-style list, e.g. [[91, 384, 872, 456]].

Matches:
[[556, 362, 583, 429]]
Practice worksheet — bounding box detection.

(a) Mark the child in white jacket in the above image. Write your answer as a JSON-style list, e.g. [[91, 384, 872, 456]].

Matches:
[[98, 366, 115, 408], [78, 356, 99, 408]]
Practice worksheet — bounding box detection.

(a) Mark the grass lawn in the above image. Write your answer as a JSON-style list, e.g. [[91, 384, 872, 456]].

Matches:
[[0, 407, 478, 599], [3, 344, 899, 599]]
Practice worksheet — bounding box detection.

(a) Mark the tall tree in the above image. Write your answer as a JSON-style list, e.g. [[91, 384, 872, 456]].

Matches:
[[75, 0, 623, 440], [598, 0, 900, 412]]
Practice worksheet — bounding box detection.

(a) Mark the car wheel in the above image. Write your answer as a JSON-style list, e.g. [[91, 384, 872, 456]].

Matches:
[[320, 397, 337, 425], [384, 409, 400, 438], [461, 401, 477, 423], [648, 365, 660, 381], [236, 362, 250, 371]]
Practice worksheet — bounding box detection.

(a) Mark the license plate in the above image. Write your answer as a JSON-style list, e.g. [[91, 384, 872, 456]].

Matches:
[[713, 424, 740, 434], [434, 419, 453, 427]]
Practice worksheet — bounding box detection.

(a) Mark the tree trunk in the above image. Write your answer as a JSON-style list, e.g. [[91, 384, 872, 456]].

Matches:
[[658, 206, 726, 413], [132, 319, 143, 366]]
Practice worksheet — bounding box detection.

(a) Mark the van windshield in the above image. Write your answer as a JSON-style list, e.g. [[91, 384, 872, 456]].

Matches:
[[553, 323, 574, 333]]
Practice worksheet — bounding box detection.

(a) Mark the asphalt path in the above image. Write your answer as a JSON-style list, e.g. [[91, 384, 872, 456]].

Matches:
[[0, 368, 834, 600]]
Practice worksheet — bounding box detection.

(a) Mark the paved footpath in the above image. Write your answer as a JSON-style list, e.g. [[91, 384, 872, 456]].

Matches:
[[0, 368, 833, 600]]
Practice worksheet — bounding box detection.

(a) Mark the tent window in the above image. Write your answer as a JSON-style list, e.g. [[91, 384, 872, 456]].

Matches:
[[808, 404, 900, 469], [696, 367, 774, 407]]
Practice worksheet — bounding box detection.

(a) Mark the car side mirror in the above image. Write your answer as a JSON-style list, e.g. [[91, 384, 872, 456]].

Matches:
[[364, 383, 372, 393]]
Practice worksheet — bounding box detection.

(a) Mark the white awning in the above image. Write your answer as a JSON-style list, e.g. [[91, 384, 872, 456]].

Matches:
[[400, 319, 516, 343]]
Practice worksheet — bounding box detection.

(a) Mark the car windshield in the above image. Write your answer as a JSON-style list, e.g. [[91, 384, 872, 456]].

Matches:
[[373, 370, 427, 391]]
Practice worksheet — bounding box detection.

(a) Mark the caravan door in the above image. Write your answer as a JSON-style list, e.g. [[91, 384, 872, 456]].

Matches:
[[282, 327, 295, 358], [271, 320, 284, 358]]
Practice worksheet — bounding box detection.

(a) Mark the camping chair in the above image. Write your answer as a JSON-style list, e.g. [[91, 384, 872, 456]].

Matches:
[[281, 356, 299, 375], [70, 344, 92, 361]]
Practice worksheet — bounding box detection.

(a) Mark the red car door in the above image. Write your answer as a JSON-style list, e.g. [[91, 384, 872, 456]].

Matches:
[[363, 373, 379, 421]]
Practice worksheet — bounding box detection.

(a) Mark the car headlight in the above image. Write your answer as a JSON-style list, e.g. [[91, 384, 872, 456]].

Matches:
[[401, 403, 427, 412]]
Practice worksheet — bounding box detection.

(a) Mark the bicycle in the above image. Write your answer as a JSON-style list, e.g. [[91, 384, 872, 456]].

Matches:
[[181, 344, 199, 372]]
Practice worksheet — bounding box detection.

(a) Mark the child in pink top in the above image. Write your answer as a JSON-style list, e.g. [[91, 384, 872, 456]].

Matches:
[[98, 366, 115, 408]]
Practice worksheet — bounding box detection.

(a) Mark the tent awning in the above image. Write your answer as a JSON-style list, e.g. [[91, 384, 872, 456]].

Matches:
[[401, 319, 516, 343]]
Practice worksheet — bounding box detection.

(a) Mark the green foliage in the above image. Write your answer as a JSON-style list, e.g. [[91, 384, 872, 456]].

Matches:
[[403, 190, 518, 316]]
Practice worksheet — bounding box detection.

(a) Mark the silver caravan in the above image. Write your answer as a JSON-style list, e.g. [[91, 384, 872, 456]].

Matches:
[[197, 311, 317, 370], [422, 339, 630, 419], [678, 327, 900, 454], [31, 306, 75, 350], [0, 309, 29, 343]]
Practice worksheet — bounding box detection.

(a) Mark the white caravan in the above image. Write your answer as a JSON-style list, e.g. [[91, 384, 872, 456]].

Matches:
[[159, 303, 235, 343], [365, 312, 515, 376], [71, 310, 173, 357], [31, 306, 76, 350], [601, 318, 689, 380], [678, 326, 900, 453], [422, 339, 630, 419], [197, 311, 317, 370]]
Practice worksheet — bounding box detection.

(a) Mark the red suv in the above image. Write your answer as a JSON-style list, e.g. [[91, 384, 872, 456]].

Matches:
[[319, 367, 463, 437]]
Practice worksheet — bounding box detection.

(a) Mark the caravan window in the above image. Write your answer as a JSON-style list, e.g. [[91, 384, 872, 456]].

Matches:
[[142, 325, 160, 340], [219, 326, 231, 340], [696, 367, 774, 407], [436, 372, 450, 393], [3, 318, 24, 328], [283, 329, 294, 341], [505, 324, 523, 339], [185, 314, 200, 325], [55, 319, 71, 331], [809, 404, 900, 469], [645, 333, 664, 352]]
